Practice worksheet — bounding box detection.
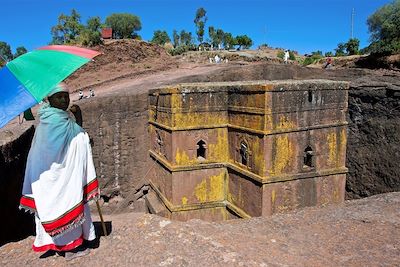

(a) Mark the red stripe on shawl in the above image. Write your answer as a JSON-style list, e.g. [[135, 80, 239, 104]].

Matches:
[[32, 236, 83, 252], [42, 203, 84, 234], [84, 178, 99, 200], [20, 195, 36, 210]]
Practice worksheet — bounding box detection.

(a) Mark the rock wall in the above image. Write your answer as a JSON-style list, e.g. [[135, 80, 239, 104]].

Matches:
[[0, 126, 35, 246], [346, 85, 400, 198], [79, 93, 150, 207]]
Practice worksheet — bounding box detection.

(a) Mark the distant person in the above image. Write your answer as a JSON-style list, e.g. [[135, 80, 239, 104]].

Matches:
[[214, 54, 221, 64], [284, 50, 290, 64], [89, 89, 95, 98], [324, 57, 333, 69], [21, 83, 98, 260], [78, 89, 84, 100]]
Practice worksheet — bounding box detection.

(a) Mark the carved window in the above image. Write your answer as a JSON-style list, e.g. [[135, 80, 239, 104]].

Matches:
[[304, 146, 314, 168], [240, 142, 249, 166], [308, 90, 313, 103], [197, 140, 206, 159]]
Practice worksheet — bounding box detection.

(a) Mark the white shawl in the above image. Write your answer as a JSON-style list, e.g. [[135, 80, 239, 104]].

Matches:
[[21, 103, 98, 238]]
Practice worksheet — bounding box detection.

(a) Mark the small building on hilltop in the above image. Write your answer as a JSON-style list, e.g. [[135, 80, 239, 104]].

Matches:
[[101, 28, 113, 39], [148, 80, 349, 221]]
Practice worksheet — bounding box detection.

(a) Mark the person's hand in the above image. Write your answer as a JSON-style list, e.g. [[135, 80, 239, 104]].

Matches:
[[69, 104, 83, 126], [69, 104, 81, 114]]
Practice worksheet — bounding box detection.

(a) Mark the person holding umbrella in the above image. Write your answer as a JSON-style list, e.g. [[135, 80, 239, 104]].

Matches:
[[20, 82, 99, 260]]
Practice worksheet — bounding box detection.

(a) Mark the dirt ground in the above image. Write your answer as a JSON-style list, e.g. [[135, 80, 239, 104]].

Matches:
[[1, 192, 399, 266]]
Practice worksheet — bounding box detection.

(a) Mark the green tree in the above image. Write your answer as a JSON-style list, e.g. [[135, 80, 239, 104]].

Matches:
[[235, 35, 253, 50], [335, 43, 346, 56], [77, 16, 103, 46], [345, 38, 360, 55], [87, 16, 102, 32], [208, 26, 217, 47], [194, 7, 207, 45], [51, 13, 68, 44], [215, 29, 225, 49], [367, 0, 400, 54], [172, 30, 180, 47], [208, 27, 224, 49], [222, 32, 236, 50], [325, 51, 334, 57], [14, 46, 28, 58], [105, 13, 142, 39], [66, 9, 82, 41], [151, 30, 171, 45], [51, 9, 83, 44], [180, 30, 193, 46], [0, 41, 13, 65]]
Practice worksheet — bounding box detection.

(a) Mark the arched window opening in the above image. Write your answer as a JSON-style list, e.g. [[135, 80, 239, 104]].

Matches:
[[240, 142, 249, 166], [304, 146, 314, 168], [308, 90, 313, 103], [197, 140, 206, 159]]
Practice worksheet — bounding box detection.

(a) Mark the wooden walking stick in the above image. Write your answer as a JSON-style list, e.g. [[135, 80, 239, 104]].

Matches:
[[96, 200, 108, 236]]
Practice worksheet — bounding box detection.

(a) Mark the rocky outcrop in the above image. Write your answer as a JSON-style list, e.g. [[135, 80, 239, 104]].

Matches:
[[346, 84, 400, 198], [79, 92, 150, 210], [1, 192, 399, 266], [0, 126, 35, 246]]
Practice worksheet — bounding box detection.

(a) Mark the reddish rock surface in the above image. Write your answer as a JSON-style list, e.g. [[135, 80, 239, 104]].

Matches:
[[1, 192, 399, 266]]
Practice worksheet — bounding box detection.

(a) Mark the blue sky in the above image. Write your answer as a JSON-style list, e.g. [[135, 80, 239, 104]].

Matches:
[[0, 0, 392, 55]]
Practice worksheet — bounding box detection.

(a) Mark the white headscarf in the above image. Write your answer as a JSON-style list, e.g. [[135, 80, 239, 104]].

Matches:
[[48, 82, 69, 97]]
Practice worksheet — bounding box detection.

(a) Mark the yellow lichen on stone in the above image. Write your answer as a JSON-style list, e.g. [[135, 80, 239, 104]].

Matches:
[[338, 128, 347, 166], [207, 128, 229, 162], [271, 190, 276, 204], [194, 179, 207, 202], [174, 112, 226, 128], [271, 134, 293, 175], [209, 172, 225, 201], [230, 113, 264, 131], [175, 147, 195, 165], [194, 171, 225, 203], [255, 84, 274, 91], [327, 132, 337, 166], [276, 115, 295, 131], [264, 110, 273, 132], [181, 197, 188, 205], [221, 208, 228, 220], [170, 93, 182, 110], [227, 193, 235, 203], [251, 138, 266, 176]]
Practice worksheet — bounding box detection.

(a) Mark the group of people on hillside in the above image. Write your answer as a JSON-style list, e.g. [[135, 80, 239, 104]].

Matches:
[[78, 88, 95, 100], [209, 54, 228, 64]]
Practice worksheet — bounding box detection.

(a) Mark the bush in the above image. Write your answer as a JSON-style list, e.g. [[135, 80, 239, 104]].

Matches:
[[168, 45, 189, 56], [303, 53, 323, 66], [277, 50, 284, 59], [289, 51, 296, 60], [77, 29, 103, 46]]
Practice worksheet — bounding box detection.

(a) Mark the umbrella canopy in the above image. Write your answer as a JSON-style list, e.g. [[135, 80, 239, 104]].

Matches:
[[0, 45, 100, 128]]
